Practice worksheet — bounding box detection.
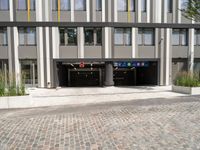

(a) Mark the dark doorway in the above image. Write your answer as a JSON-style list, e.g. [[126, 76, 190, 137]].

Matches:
[[69, 69, 101, 87], [136, 62, 158, 86], [114, 69, 136, 86]]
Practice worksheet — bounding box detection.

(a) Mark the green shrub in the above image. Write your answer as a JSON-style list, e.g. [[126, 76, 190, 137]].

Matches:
[[174, 72, 200, 87]]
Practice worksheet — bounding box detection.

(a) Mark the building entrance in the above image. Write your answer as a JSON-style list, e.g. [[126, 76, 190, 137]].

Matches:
[[69, 69, 102, 87]]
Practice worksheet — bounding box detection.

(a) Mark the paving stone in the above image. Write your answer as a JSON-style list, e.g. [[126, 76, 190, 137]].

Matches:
[[0, 96, 200, 149]]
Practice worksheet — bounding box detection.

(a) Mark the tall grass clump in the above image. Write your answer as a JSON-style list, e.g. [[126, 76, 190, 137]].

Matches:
[[0, 71, 26, 97], [174, 72, 200, 87]]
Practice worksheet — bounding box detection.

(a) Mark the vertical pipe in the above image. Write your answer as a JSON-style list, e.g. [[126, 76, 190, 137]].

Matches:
[[27, 0, 30, 21], [58, 0, 61, 22]]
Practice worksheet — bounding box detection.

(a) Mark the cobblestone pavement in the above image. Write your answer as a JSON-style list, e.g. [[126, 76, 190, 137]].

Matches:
[[0, 96, 200, 150]]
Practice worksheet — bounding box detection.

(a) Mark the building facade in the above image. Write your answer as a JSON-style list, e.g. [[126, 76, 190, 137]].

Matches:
[[0, 0, 200, 88]]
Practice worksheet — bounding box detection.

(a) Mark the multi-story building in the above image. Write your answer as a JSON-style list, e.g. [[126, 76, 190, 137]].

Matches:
[[0, 0, 200, 88]]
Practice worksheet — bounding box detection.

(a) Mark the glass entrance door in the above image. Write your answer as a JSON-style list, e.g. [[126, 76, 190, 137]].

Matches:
[[20, 60, 38, 87]]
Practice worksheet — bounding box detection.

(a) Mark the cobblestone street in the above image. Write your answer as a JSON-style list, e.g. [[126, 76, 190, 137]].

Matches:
[[0, 96, 200, 150]]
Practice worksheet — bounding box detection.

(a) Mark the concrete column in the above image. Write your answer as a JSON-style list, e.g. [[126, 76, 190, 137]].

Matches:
[[114, 0, 118, 22], [177, 0, 181, 23], [86, 0, 90, 22], [146, 0, 150, 23], [153, 0, 162, 23], [102, 0, 105, 22], [104, 27, 112, 58], [71, 0, 75, 22], [104, 62, 114, 86], [78, 27, 84, 58], [188, 29, 195, 73], [136, 0, 141, 22], [132, 28, 137, 58]]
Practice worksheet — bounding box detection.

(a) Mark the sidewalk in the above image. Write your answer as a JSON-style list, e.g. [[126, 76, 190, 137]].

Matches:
[[0, 86, 188, 109]]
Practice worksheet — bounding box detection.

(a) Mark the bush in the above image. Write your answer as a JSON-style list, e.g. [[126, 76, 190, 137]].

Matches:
[[0, 71, 26, 97], [174, 72, 200, 87]]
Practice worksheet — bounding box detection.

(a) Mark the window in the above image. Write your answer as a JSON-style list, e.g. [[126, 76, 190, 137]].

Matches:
[[166, 0, 172, 13], [172, 29, 188, 46], [96, 0, 102, 11], [141, 0, 146, 12], [118, 0, 135, 12], [194, 29, 200, 46], [84, 28, 102, 45], [0, 0, 9, 10], [181, 0, 188, 10], [0, 28, 7, 46], [53, 0, 70, 11], [114, 28, 131, 46], [18, 0, 35, 10], [19, 28, 36, 46], [60, 28, 77, 45], [75, 0, 86, 11], [138, 28, 154, 46]]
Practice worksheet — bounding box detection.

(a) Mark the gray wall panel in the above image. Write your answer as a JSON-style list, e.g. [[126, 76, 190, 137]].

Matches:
[[172, 46, 188, 58], [194, 46, 200, 58], [114, 46, 132, 58], [118, 12, 135, 23], [74, 12, 87, 22], [0, 11, 10, 21], [141, 13, 147, 23], [52, 11, 71, 22], [84, 46, 102, 58], [16, 11, 36, 21], [167, 13, 173, 23], [138, 46, 155, 58], [60, 46, 78, 58], [0, 46, 8, 59], [18, 46, 37, 59], [96, 12, 102, 22]]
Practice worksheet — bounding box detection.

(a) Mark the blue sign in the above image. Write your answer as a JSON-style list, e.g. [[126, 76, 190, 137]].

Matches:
[[114, 61, 149, 68]]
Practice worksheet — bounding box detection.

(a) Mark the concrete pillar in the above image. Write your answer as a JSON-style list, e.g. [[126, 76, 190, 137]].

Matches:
[[104, 62, 114, 86], [188, 29, 195, 73]]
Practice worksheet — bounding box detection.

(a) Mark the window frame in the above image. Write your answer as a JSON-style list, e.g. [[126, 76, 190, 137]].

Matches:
[[0, 27, 8, 46], [17, 0, 36, 11], [0, 0, 9, 10], [18, 27, 37, 46], [52, 0, 71, 11], [84, 28, 102, 46], [114, 28, 132, 46], [194, 29, 200, 46], [172, 29, 188, 46], [74, 0, 86, 11], [117, 0, 135, 12], [59, 27, 77, 46], [138, 28, 155, 46]]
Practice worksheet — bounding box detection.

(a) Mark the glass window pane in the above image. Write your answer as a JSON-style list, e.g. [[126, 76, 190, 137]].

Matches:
[[75, 0, 86, 11], [118, 0, 127, 11], [114, 28, 123, 45], [30, 0, 35, 10], [27, 28, 36, 45], [85, 29, 94, 45], [67, 28, 77, 45], [18, 0, 26, 10], [141, 0, 146, 12], [181, 0, 188, 9], [60, 0, 70, 10], [96, 0, 102, 11], [197, 30, 200, 46], [130, 0, 135, 11], [19, 28, 25, 45], [96, 28, 102, 45], [0, 28, 7, 46], [138, 29, 143, 45], [172, 29, 180, 45], [180, 29, 187, 46], [124, 28, 131, 45], [144, 29, 154, 45], [60, 28, 65, 45], [0, 0, 9, 10], [167, 0, 172, 13]]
